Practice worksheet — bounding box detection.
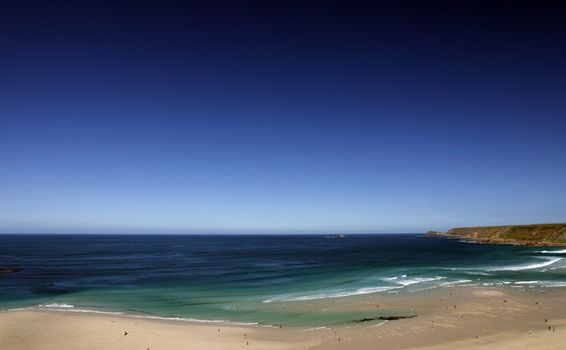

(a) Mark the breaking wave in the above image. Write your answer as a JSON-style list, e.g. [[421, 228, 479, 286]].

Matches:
[[539, 249, 566, 254], [263, 286, 402, 303], [485, 258, 561, 271]]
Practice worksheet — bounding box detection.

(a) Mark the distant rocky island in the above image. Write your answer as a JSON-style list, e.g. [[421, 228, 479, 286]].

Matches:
[[426, 223, 566, 246]]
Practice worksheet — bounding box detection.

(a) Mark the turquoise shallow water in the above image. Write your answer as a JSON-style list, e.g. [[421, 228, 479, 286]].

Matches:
[[1, 234, 566, 326]]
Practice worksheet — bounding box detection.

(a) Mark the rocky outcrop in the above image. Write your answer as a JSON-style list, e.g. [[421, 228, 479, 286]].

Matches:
[[353, 315, 417, 323], [427, 223, 566, 246], [424, 230, 442, 236]]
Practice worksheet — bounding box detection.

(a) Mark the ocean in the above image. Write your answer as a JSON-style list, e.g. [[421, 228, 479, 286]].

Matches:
[[1, 234, 566, 326]]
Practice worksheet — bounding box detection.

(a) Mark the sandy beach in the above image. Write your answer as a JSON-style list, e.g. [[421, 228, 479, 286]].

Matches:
[[2, 287, 566, 350]]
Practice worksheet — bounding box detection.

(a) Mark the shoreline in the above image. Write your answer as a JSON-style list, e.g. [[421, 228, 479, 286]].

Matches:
[[4, 286, 566, 349], [426, 223, 566, 247], [2, 283, 559, 329], [3, 283, 565, 326], [3, 305, 266, 328], [429, 234, 566, 247]]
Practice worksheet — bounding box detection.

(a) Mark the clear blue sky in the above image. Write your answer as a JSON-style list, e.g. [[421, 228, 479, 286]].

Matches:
[[1, 1, 565, 233]]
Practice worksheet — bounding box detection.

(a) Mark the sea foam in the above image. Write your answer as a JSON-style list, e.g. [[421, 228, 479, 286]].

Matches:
[[382, 274, 407, 281], [38, 303, 75, 308], [439, 279, 472, 287], [263, 286, 402, 303], [32, 305, 258, 325], [485, 257, 561, 271], [392, 276, 445, 286], [539, 249, 566, 254]]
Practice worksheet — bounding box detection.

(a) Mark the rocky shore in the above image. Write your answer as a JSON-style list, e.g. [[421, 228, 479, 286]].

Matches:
[[425, 223, 566, 246]]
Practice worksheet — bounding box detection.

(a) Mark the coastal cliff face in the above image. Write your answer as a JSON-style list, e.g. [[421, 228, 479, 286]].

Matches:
[[426, 223, 566, 246]]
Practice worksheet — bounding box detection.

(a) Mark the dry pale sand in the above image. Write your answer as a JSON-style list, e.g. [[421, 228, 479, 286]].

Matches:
[[2, 287, 566, 350], [0, 310, 316, 350]]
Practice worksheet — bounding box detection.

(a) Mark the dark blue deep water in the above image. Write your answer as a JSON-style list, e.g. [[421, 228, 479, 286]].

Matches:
[[1, 234, 566, 326]]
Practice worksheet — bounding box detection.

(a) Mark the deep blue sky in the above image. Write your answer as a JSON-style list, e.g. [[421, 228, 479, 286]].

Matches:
[[1, 1, 565, 233]]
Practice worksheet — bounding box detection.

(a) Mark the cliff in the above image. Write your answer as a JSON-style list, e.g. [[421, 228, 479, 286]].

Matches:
[[426, 223, 566, 246]]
